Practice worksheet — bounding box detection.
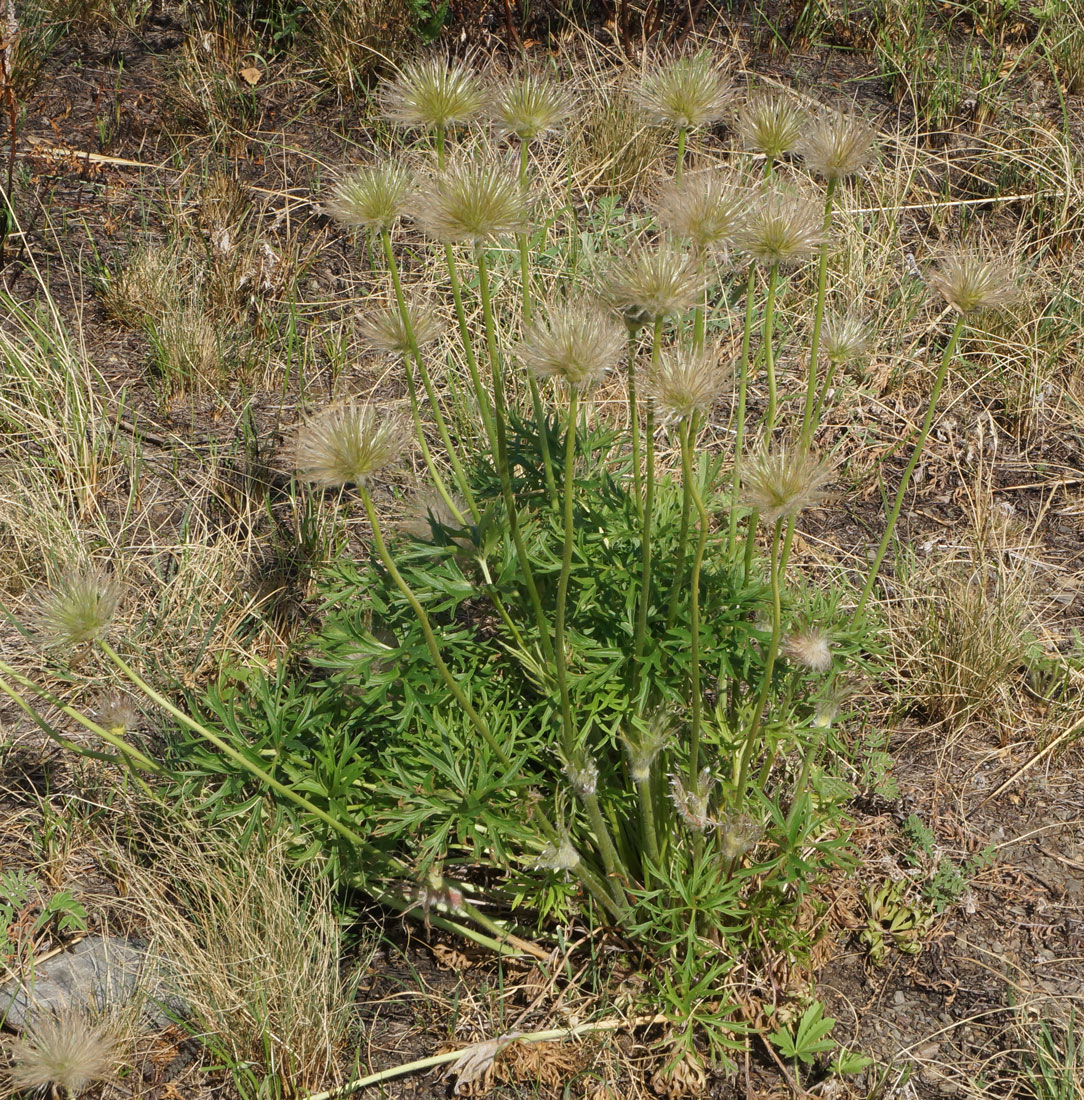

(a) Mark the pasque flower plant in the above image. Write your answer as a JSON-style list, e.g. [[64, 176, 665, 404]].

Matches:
[[12, 51, 1027, 1078]]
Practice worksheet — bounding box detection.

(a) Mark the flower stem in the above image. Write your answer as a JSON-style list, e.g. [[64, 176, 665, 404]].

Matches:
[[99, 640, 379, 854], [382, 229, 478, 521], [681, 420, 711, 784], [853, 314, 965, 621], [799, 178, 837, 447], [728, 264, 758, 554], [626, 326, 643, 520], [733, 517, 786, 803], [515, 139, 557, 504], [476, 246, 555, 666], [554, 390, 579, 761], [444, 243, 498, 455], [666, 413, 696, 629], [763, 261, 781, 433], [631, 318, 662, 700]]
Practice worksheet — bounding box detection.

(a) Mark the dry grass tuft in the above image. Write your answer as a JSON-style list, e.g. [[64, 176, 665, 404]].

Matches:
[[114, 822, 365, 1097]]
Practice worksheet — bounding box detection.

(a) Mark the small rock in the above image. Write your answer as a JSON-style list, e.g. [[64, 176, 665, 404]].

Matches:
[[893, 990, 907, 1006], [0, 935, 188, 1031]]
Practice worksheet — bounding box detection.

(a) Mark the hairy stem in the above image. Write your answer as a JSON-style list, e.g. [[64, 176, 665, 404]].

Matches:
[[681, 419, 712, 784], [799, 178, 838, 447], [477, 246, 555, 666], [382, 229, 478, 521]]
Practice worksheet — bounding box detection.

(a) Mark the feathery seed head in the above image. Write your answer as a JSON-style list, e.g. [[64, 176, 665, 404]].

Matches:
[[295, 405, 408, 489], [36, 569, 119, 650], [359, 301, 444, 358], [491, 72, 570, 141], [634, 53, 731, 131], [7, 1011, 118, 1096], [797, 107, 877, 180], [812, 678, 857, 728], [325, 163, 412, 233], [605, 246, 706, 327], [739, 445, 834, 523], [94, 690, 140, 735], [537, 835, 580, 872], [736, 91, 806, 160], [565, 758, 599, 799], [734, 187, 824, 267], [379, 55, 484, 133], [821, 311, 876, 366], [412, 156, 528, 244], [782, 625, 833, 672], [670, 767, 717, 832], [649, 345, 731, 423], [653, 170, 750, 256], [622, 712, 674, 785], [719, 813, 763, 862], [402, 490, 470, 546], [929, 250, 1021, 314], [518, 302, 625, 392]]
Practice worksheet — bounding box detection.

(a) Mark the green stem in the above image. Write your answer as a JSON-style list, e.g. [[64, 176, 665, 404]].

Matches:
[[681, 421, 711, 785], [98, 640, 378, 854], [811, 357, 839, 428], [0, 663, 160, 779], [665, 413, 696, 629], [631, 318, 662, 700], [799, 178, 837, 447], [635, 772, 660, 873], [853, 315, 966, 621], [476, 246, 555, 666], [515, 140, 557, 505], [626, 326, 642, 519], [675, 125, 687, 181], [554, 390, 579, 761], [733, 517, 785, 803], [359, 490, 507, 762], [443, 242, 498, 454], [728, 265, 758, 553], [382, 229, 479, 522], [763, 261, 781, 433], [582, 789, 626, 903]]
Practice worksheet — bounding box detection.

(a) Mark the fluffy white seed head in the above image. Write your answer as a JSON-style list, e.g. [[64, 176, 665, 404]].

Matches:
[[325, 163, 412, 232], [649, 346, 732, 423], [605, 246, 706, 327], [359, 301, 444, 358], [734, 187, 825, 268], [36, 569, 120, 650], [736, 91, 806, 160], [634, 53, 731, 131], [929, 250, 1021, 314], [653, 170, 750, 256], [797, 107, 877, 180], [491, 72, 570, 141], [295, 405, 408, 489], [6, 1011, 118, 1097], [821, 311, 876, 365], [379, 55, 484, 132], [412, 156, 529, 244], [739, 445, 835, 524], [518, 302, 625, 392], [782, 625, 833, 672]]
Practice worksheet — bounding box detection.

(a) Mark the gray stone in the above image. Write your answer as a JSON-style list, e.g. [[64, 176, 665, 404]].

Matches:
[[0, 935, 188, 1032]]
